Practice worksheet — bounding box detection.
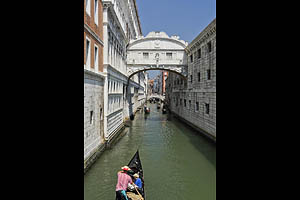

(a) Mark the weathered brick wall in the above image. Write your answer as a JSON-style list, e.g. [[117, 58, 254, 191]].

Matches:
[[84, 0, 105, 167], [84, 0, 104, 72], [84, 0, 103, 39]]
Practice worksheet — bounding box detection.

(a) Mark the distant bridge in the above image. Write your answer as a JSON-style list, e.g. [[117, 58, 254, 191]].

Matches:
[[147, 94, 165, 101]]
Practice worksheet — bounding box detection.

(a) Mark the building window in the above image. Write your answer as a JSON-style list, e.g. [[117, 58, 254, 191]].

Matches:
[[94, 0, 98, 25], [90, 110, 94, 124], [143, 52, 149, 59], [86, 0, 91, 16], [190, 54, 193, 63], [94, 45, 98, 70], [189, 100, 191, 109], [197, 48, 201, 58], [190, 75, 193, 83], [184, 99, 186, 107], [207, 41, 212, 52], [196, 102, 199, 111], [205, 103, 210, 114], [198, 72, 200, 82], [207, 69, 211, 80], [100, 107, 103, 120], [166, 53, 172, 59], [86, 38, 91, 68], [180, 99, 182, 106]]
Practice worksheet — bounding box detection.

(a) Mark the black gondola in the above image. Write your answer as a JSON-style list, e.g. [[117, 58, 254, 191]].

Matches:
[[144, 107, 150, 114], [162, 104, 167, 114], [126, 151, 145, 200]]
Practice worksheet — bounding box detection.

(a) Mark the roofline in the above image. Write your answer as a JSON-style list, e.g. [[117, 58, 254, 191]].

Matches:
[[133, 0, 142, 36], [128, 37, 187, 49], [186, 18, 216, 50]]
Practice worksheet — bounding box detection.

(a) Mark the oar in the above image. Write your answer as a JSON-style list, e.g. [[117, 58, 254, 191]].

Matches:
[[134, 185, 144, 200]]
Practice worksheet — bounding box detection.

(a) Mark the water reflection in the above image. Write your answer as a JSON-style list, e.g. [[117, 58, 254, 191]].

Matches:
[[84, 103, 216, 200]]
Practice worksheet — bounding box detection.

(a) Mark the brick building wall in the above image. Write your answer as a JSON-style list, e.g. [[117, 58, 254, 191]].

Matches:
[[84, 0, 104, 72], [84, 0, 106, 169]]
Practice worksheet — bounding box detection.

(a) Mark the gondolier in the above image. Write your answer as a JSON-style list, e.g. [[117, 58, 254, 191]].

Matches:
[[125, 151, 145, 200], [116, 166, 133, 200]]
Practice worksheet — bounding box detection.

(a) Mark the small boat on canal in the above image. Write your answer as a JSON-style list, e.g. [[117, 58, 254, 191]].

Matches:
[[162, 105, 167, 114], [144, 107, 150, 114], [126, 151, 145, 200]]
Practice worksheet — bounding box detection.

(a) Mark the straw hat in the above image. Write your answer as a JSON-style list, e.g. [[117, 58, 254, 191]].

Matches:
[[121, 166, 131, 171], [133, 173, 139, 178]]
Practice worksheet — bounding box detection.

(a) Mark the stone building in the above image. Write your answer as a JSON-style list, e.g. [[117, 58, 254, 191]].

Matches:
[[102, 0, 146, 143], [84, 0, 106, 170], [126, 31, 188, 99], [166, 19, 216, 141]]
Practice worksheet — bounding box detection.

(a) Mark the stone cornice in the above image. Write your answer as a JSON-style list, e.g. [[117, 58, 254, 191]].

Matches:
[[84, 68, 107, 79], [84, 24, 104, 46], [128, 37, 187, 49], [105, 64, 128, 82], [185, 18, 216, 53], [132, 0, 142, 35]]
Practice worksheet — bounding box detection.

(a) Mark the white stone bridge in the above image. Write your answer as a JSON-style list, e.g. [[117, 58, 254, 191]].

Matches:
[[147, 93, 165, 101], [127, 31, 188, 79]]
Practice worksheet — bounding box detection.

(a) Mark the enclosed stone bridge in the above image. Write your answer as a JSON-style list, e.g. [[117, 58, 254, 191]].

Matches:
[[127, 31, 188, 79], [148, 93, 165, 101]]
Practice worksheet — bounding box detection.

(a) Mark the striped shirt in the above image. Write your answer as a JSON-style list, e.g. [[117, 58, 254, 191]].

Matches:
[[116, 171, 133, 191]]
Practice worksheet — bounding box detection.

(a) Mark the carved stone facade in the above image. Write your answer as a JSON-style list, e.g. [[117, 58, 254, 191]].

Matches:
[[127, 31, 188, 78], [102, 0, 146, 142], [166, 19, 216, 141]]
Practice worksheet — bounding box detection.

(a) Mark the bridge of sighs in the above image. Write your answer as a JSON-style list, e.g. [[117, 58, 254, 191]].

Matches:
[[126, 31, 188, 79]]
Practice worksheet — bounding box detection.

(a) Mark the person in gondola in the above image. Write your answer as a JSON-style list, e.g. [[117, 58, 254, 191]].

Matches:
[[116, 166, 133, 200], [133, 173, 143, 196]]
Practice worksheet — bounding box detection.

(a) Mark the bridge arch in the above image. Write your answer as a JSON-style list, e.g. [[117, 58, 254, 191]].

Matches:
[[128, 67, 187, 80]]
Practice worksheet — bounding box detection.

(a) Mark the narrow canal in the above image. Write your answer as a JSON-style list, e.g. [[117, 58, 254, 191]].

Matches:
[[84, 102, 216, 200]]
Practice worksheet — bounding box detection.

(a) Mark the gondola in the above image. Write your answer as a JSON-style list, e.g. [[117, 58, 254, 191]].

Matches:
[[144, 107, 150, 114], [126, 151, 145, 200], [162, 105, 167, 114], [157, 103, 161, 109]]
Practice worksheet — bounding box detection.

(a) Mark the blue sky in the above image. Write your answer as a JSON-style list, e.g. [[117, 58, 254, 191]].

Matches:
[[135, 0, 216, 78]]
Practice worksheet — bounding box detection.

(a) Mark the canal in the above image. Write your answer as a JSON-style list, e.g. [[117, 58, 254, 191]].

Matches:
[[84, 102, 216, 200]]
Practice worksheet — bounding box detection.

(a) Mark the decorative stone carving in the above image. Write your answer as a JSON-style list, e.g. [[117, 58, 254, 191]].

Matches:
[[154, 40, 160, 48]]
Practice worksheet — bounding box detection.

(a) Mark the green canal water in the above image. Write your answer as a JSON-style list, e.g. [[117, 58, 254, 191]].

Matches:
[[84, 103, 216, 200]]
